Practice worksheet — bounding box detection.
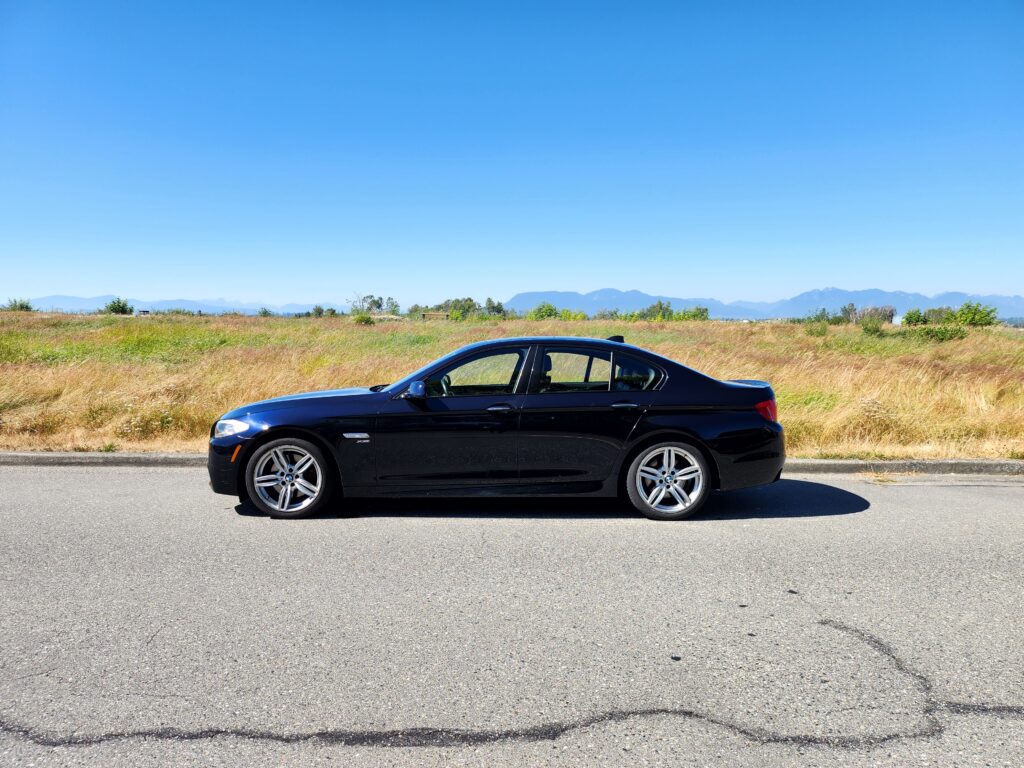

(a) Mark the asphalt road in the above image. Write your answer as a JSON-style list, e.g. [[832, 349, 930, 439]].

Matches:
[[1, 467, 1022, 767]]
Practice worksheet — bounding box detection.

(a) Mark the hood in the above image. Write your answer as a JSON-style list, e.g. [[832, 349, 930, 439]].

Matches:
[[224, 387, 375, 417]]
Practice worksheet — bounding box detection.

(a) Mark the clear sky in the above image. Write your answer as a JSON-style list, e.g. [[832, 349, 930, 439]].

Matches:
[[1, 1, 1022, 307]]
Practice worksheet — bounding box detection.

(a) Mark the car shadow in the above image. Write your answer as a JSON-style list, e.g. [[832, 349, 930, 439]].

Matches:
[[234, 479, 869, 521]]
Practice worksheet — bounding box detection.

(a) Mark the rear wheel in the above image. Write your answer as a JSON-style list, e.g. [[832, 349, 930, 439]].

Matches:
[[244, 438, 334, 518], [626, 442, 709, 520]]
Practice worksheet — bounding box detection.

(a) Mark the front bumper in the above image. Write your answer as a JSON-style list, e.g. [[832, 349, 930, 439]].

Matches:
[[208, 437, 250, 495]]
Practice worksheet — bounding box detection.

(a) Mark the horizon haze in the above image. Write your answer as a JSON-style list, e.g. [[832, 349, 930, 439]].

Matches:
[[24, 286, 1024, 320]]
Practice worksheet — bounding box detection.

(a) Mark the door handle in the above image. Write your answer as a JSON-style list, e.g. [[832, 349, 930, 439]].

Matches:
[[611, 401, 639, 409], [487, 404, 514, 412]]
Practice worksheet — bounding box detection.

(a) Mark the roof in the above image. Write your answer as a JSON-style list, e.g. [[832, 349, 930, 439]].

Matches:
[[462, 335, 630, 348], [456, 335, 665, 361]]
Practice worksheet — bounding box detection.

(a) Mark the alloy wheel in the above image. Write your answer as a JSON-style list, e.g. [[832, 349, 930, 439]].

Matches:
[[634, 445, 704, 514], [252, 445, 323, 514]]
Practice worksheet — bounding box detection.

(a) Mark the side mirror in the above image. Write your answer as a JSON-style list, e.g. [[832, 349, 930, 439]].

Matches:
[[403, 380, 426, 399]]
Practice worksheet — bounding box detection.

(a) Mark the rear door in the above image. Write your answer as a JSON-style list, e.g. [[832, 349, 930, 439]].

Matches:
[[517, 345, 663, 488]]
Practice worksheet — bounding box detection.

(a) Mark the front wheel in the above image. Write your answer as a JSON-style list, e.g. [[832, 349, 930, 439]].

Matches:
[[626, 442, 709, 520], [244, 438, 334, 518]]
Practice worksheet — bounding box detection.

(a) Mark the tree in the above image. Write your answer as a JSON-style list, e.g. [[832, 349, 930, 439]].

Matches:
[[674, 306, 710, 321], [104, 297, 134, 315], [924, 306, 954, 324], [902, 308, 926, 326], [257, 307, 274, 317], [384, 297, 400, 315], [840, 303, 857, 324], [954, 301, 998, 327], [311, 305, 325, 317], [637, 300, 673, 321], [857, 305, 895, 324], [2, 298, 34, 311], [484, 297, 505, 316], [526, 302, 559, 320]]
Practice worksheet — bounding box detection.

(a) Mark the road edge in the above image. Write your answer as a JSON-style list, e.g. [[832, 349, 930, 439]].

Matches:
[[0, 452, 1022, 475]]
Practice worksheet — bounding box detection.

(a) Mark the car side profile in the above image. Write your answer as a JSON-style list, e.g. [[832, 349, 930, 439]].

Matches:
[[208, 336, 784, 520]]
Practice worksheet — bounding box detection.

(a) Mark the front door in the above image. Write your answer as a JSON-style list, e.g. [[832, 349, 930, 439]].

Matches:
[[374, 346, 530, 488]]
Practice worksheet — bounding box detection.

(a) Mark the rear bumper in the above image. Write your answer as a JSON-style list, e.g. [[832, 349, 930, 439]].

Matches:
[[208, 439, 245, 496], [714, 423, 785, 491]]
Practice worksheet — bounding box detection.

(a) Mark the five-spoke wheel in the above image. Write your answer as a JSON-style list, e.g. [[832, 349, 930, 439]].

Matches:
[[244, 438, 333, 518], [626, 442, 708, 519]]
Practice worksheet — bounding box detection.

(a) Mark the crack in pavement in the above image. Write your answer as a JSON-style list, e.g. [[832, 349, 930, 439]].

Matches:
[[1, 612, 1021, 751]]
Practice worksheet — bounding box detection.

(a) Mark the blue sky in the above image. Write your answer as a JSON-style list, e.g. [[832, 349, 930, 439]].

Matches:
[[1, 1, 1021, 306]]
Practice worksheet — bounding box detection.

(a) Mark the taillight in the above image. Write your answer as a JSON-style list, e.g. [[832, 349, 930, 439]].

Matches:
[[755, 399, 778, 423]]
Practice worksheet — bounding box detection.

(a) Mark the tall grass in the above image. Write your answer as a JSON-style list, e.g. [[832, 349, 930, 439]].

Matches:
[[1, 313, 1022, 457]]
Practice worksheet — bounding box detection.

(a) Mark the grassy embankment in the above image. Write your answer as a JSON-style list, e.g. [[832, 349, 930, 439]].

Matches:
[[1, 312, 1022, 458]]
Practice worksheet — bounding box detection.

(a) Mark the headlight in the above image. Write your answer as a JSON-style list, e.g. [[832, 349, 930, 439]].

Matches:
[[214, 418, 251, 438]]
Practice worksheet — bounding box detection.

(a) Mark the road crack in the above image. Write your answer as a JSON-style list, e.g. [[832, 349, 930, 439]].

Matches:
[[1, 604, 1021, 750]]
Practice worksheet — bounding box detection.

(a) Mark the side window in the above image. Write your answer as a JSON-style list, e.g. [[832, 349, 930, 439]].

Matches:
[[613, 354, 660, 391], [425, 348, 527, 397], [532, 348, 611, 394]]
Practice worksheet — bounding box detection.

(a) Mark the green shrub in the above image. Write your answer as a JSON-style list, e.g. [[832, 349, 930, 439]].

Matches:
[[805, 321, 828, 337], [257, 307, 274, 317], [103, 297, 134, 315], [910, 324, 968, 342], [311, 305, 325, 318], [2, 298, 35, 312], [954, 301, 998, 327], [860, 316, 884, 337], [526, 302, 559, 320], [902, 308, 927, 326], [352, 312, 374, 325]]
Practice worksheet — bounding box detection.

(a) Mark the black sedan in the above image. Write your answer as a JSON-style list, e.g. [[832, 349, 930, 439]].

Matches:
[[208, 336, 784, 520]]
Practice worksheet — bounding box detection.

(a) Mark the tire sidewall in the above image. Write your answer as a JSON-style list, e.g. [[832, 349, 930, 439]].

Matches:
[[244, 438, 334, 518], [626, 441, 709, 520]]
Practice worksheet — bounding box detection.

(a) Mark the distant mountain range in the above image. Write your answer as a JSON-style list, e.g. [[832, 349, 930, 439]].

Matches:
[[26, 288, 1024, 319], [504, 288, 1024, 320]]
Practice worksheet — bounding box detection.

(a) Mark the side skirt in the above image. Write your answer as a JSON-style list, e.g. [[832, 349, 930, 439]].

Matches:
[[343, 480, 616, 498]]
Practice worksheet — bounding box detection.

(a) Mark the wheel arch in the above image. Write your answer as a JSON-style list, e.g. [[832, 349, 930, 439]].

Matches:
[[235, 426, 343, 501], [616, 430, 721, 495]]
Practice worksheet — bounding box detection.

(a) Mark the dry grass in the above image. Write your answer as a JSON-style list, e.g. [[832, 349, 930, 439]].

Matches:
[[1, 312, 1022, 458]]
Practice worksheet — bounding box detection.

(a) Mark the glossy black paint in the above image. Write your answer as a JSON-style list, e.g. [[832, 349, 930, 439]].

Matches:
[[208, 337, 785, 500]]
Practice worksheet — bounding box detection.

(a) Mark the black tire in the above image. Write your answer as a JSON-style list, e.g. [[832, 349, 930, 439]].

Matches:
[[244, 438, 335, 519], [625, 441, 710, 520]]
